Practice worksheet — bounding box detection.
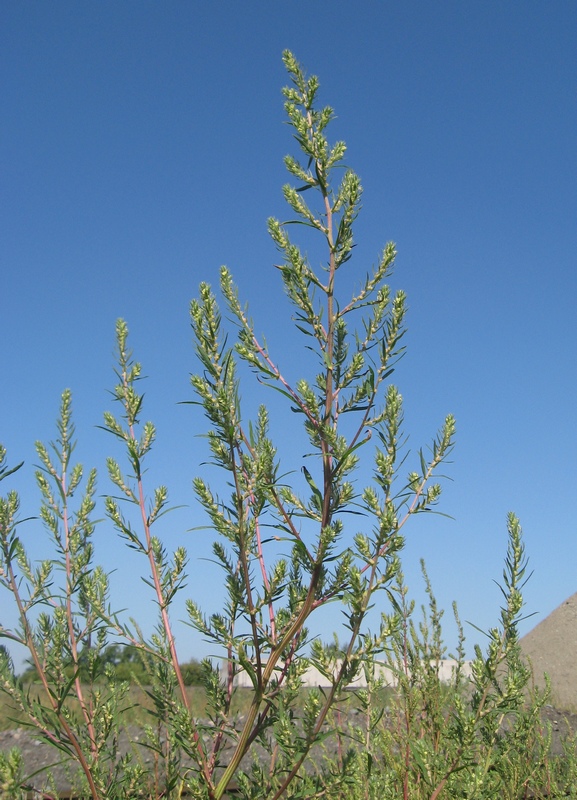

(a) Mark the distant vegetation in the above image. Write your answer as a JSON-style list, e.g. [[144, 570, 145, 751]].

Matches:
[[19, 646, 205, 686]]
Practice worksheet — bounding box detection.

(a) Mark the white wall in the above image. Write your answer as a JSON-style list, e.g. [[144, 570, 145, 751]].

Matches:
[[226, 659, 473, 689]]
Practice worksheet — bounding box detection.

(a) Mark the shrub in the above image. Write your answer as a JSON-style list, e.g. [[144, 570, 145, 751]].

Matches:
[[0, 51, 562, 800]]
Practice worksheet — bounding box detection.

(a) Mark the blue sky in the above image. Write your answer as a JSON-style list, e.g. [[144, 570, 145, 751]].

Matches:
[[1, 2, 576, 670]]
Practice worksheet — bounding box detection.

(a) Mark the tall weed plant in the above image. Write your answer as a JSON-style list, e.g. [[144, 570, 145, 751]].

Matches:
[[0, 52, 566, 799]]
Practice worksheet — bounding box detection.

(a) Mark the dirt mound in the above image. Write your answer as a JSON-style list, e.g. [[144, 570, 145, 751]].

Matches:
[[520, 592, 577, 710]]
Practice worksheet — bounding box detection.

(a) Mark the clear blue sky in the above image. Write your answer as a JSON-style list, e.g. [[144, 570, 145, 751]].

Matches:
[[1, 2, 576, 671]]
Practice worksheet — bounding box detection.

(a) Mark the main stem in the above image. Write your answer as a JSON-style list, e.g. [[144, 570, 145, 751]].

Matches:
[[320, 145, 337, 532]]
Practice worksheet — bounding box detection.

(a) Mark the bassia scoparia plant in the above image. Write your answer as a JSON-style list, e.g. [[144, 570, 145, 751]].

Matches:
[[0, 51, 550, 800]]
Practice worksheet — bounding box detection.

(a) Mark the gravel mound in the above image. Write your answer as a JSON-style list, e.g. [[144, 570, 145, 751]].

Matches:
[[520, 592, 577, 710]]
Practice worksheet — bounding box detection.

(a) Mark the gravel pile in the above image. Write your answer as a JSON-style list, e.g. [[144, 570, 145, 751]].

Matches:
[[520, 591, 577, 710]]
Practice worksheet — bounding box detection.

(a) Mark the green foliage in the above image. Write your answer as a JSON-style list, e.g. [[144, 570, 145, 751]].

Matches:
[[337, 529, 550, 800], [185, 49, 456, 799], [20, 645, 208, 687], [0, 50, 570, 799], [0, 747, 25, 800]]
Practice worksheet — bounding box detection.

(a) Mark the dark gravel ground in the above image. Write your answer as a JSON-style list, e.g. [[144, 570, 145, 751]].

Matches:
[[1, 704, 577, 798], [539, 704, 577, 756]]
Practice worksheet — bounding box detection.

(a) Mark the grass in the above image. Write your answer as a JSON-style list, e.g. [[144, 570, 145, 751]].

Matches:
[[1, 683, 382, 731], [0, 683, 243, 731]]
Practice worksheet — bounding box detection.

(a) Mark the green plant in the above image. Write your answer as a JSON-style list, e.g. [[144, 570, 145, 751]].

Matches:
[[309, 521, 560, 800], [0, 50, 566, 800], [179, 48, 455, 799], [0, 746, 25, 800], [357, 517, 547, 800], [0, 399, 151, 798]]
